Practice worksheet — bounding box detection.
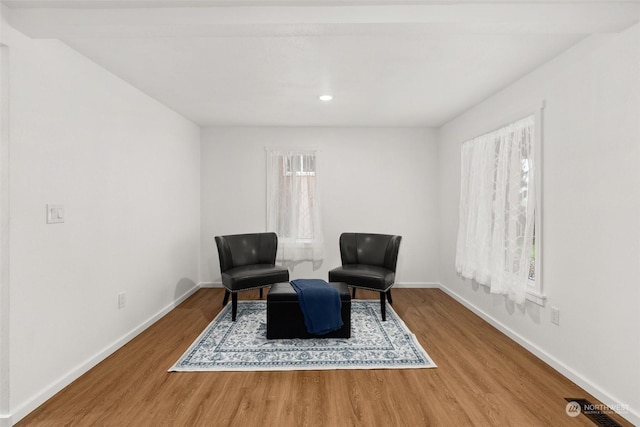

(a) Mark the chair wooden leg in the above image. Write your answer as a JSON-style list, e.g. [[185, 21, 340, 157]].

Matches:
[[259, 288, 263, 299], [222, 289, 230, 307], [231, 292, 238, 321], [352, 288, 357, 298], [386, 289, 393, 305], [379, 291, 386, 321]]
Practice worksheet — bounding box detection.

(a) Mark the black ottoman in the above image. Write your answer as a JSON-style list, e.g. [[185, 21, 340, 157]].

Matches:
[[267, 282, 351, 339]]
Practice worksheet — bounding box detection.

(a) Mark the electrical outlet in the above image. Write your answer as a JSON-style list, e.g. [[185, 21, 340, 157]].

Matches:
[[551, 306, 560, 325], [118, 292, 126, 309]]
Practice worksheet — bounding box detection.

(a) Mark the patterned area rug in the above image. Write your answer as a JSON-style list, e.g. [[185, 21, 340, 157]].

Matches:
[[169, 300, 436, 371]]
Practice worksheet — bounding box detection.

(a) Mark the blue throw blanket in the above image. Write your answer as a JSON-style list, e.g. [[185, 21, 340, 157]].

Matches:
[[290, 279, 343, 335]]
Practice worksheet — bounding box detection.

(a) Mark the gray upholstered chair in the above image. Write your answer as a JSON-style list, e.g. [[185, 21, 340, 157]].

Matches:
[[328, 233, 402, 321], [215, 232, 289, 321]]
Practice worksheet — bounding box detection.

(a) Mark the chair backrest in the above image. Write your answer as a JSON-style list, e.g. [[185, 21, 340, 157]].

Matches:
[[215, 232, 279, 272], [338, 233, 402, 272]]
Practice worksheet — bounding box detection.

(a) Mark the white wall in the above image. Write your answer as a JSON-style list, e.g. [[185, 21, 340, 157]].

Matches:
[[437, 24, 640, 423], [0, 6, 10, 427], [5, 24, 201, 422], [201, 127, 439, 286]]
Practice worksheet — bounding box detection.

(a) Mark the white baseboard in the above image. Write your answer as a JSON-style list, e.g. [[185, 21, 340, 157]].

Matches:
[[198, 282, 440, 289], [0, 414, 10, 427], [10, 283, 200, 425], [394, 282, 440, 288], [199, 281, 222, 288], [439, 285, 639, 426]]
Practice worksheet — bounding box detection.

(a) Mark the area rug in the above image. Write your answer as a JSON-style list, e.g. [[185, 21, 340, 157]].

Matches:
[[169, 300, 436, 372]]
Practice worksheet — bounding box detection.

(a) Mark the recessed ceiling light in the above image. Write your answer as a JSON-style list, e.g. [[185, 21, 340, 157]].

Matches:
[[319, 95, 333, 101]]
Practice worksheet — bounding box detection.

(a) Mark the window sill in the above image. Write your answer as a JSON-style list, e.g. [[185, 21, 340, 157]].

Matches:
[[526, 289, 546, 306]]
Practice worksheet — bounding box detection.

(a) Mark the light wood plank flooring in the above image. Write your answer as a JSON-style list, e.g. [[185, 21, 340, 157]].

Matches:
[[16, 288, 632, 426]]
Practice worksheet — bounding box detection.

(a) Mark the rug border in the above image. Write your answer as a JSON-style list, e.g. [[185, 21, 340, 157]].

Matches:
[[168, 300, 436, 372]]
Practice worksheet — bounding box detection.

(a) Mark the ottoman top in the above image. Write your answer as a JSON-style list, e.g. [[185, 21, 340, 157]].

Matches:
[[268, 282, 351, 302]]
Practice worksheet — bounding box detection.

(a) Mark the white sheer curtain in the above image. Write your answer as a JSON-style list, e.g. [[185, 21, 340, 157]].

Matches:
[[455, 115, 535, 304], [266, 149, 323, 267]]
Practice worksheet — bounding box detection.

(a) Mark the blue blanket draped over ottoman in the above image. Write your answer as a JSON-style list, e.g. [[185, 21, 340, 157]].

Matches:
[[266, 282, 351, 339], [290, 279, 343, 335]]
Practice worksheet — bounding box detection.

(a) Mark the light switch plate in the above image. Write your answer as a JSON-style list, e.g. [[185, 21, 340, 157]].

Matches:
[[46, 204, 64, 224], [551, 306, 560, 325]]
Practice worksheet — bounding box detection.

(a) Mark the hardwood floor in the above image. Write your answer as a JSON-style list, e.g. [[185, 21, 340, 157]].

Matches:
[[17, 288, 632, 426]]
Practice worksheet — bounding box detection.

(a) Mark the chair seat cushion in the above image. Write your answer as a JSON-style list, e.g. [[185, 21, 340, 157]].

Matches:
[[222, 264, 289, 291], [328, 264, 395, 291]]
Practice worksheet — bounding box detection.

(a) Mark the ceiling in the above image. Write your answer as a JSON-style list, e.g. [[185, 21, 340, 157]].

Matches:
[[3, 1, 639, 127]]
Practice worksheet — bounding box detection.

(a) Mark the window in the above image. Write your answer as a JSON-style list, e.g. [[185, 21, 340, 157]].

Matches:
[[279, 153, 316, 242], [284, 154, 315, 177], [266, 149, 323, 265], [529, 226, 536, 281], [456, 112, 543, 305]]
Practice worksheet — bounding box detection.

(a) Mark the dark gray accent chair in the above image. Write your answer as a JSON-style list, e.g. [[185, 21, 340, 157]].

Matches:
[[215, 232, 289, 321], [328, 233, 402, 321]]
